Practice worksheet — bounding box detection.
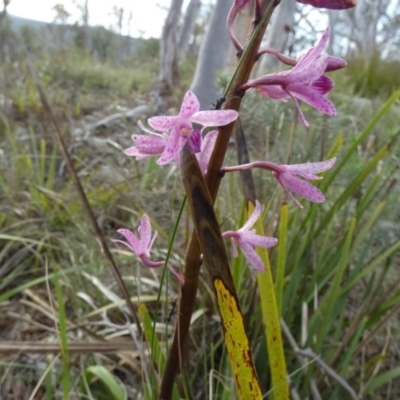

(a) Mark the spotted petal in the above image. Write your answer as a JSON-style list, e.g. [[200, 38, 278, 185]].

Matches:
[[289, 83, 336, 116], [283, 158, 336, 178], [191, 109, 238, 127], [237, 239, 266, 272], [279, 172, 325, 203], [239, 200, 262, 232], [157, 127, 182, 165], [148, 116, 178, 132], [241, 231, 278, 248], [179, 91, 200, 119], [196, 130, 218, 175], [114, 229, 141, 254]]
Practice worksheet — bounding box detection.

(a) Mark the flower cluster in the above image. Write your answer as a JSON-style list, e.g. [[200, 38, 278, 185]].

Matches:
[[115, 2, 346, 274], [240, 28, 346, 127], [125, 91, 237, 166]]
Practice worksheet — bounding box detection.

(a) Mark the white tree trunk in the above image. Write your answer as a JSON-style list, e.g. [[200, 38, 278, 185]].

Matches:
[[343, 0, 391, 64], [159, 0, 184, 93], [178, 0, 201, 55], [83, 0, 91, 53], [258, 0, 296, 72], [190, 0, 232, 109]]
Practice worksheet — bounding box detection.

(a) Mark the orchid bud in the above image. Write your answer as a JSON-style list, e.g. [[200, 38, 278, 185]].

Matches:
[[296, 0, 356, 10]]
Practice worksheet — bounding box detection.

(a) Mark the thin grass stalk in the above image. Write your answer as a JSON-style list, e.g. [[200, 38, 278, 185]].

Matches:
[[54, 273, 71, 399]]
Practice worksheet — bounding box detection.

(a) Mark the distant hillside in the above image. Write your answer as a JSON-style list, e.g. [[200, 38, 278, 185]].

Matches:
[[9, 14, 50, 31], [7, 14, 146, 55]]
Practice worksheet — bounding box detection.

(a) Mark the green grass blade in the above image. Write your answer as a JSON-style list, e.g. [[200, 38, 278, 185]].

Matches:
[[54, 273, 71, 399], [275, 203, 288, 315], [364, 367, 400, 395], [254, 203, 289, 400], [314, 217, 356, 350], [85, 365, 126, 400]]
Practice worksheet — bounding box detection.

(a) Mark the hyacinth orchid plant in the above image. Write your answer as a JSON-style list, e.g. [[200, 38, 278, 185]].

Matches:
[[112, 0, 352, 397]]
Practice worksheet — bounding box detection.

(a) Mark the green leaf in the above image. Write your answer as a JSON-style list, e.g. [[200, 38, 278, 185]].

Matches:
[[85, 365, 126, 400], [364, 367, 400, 394]]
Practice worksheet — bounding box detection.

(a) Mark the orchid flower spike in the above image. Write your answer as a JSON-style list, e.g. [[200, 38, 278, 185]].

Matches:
[[242, 28, 338, 127], [145, 91, 237, 165], [112, 214, 184, 285], [222, 201, 277, 272]]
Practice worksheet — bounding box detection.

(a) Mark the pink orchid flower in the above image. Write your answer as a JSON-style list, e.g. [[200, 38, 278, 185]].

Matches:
[[146, 91, 238, 165], [242, 28, 337, 127], [222, 200, 277, 272], [272, 158, 336, 208], [222, 157, 336, 208], [112, 214, 184, 285]]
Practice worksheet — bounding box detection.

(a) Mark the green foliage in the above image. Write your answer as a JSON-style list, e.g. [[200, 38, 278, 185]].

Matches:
[[344, 55, 400, 98], [85, 366, 126, 400], [133, 38, 160, 62]]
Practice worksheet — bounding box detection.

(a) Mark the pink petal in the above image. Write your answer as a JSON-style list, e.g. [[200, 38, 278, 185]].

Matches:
[[279, 173, 325, 203], [289, 94, 309, 127], [297, 0, 356, 10], [167, 264, 185, 285], [191, 109, 238, 127], [157, 127, 182, 165], [124, 134, 167, 159], [124, 145, 164, 159], [241, 231, 278, 248], [326, 55, 347, 72], [283, 158, 336, 175], [188, 129, 201, 153], [289, 84, 336, 117], [289, 53, 328, 84], [257, 85, 289, 101], [148, 116, 178, 132], [130, 134, 165, 145], [239, 200, 262, 232], [237, 239, 265, 272], [231, 238, 239, 258], [298, 28, 329, 68], [138, 120, 163, 136], [138, 214, 152, 250], [311, 75, 334, 95], [115, 229, 141, 254], [196, 130, 218, 174], [179, 91, 199, 119]]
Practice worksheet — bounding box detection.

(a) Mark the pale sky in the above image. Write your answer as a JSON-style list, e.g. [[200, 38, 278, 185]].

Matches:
[[8, 0, 179, 38]]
